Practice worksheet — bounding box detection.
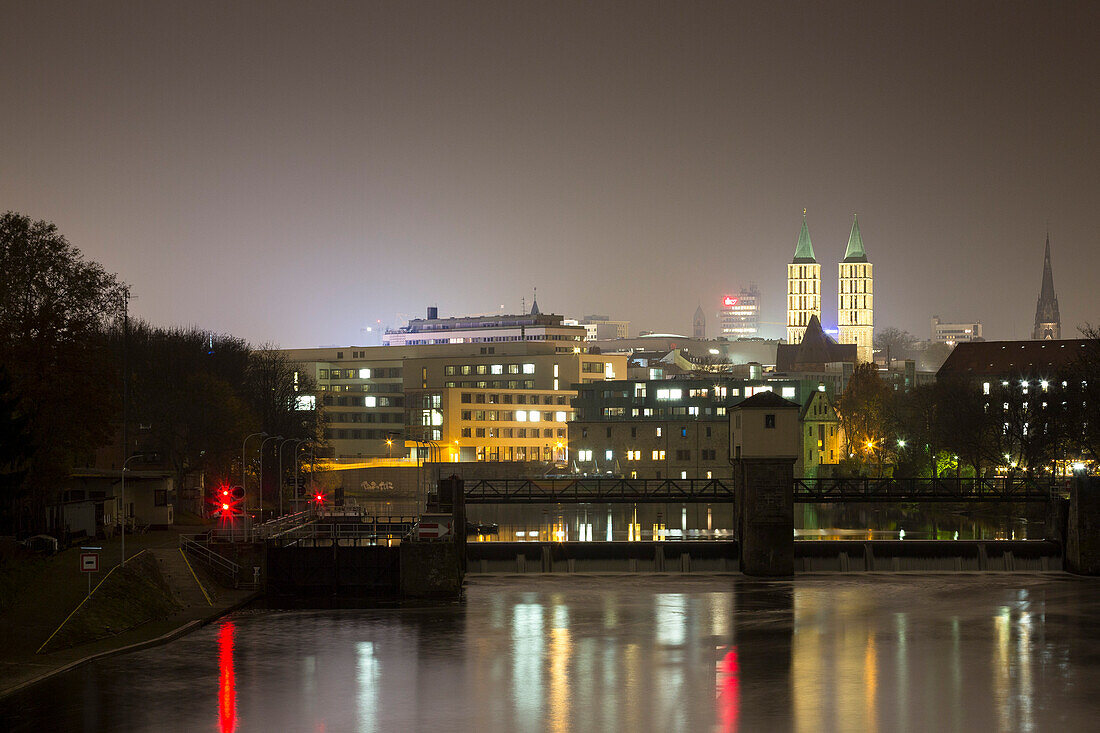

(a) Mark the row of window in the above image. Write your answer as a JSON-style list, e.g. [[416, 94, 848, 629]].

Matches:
[[318, 383, 402, 393], [575, 448, 721, 461], [604, 406, 720, 417], [327, 412, 404, 424], [445, 363, 536, 376], [459, 410, 571, 423], [446, 380, 537, 390], [320, 367, 402, 380], [461, 392, 566, 405], [321, 395, 403, 408], [582, 425, 717, 439], [460, 427, 565, 439], [326, 429, 396, 440]]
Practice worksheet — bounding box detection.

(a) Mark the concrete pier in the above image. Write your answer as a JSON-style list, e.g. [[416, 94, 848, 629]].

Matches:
[[1066, 475, 1100, 575]]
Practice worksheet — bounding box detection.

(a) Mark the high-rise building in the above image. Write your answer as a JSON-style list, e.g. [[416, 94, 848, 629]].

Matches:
[[718, 285, 761, 337], [693, 305, 706, 339], [1032, 235, 1061, 340], [837, 215, 874, 363], [787, 213, 821, 344]]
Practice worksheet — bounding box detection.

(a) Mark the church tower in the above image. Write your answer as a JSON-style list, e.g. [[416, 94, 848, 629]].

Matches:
[[1032, 234, 1061, 339], [693, 305, 706, 339], [837, 215, 873, 363], [786, 212, 821, 344]]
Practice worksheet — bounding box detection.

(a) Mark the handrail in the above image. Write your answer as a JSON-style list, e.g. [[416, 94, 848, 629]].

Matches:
[[180, 535, 241, 587]]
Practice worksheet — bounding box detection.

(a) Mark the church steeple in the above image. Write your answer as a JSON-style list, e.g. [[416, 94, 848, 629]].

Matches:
[[1032, 234, 1061, 340], [786, 210, 821, 345], [529, 288, 540, 315], [837, 214, 873, 362], [843, 214, 868, 262], [792, 211, 817, 263]]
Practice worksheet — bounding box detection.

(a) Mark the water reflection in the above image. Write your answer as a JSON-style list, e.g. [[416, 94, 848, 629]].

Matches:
[[3, 576, 1100, 732], [217, 621, 236, 733]]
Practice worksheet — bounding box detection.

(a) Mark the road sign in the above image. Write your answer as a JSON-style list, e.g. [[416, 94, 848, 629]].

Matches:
[[414, 516, 453, 539], [80, 552, 99, 572]]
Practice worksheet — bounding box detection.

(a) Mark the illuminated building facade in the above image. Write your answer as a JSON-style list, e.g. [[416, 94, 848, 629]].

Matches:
[[931, 316, 983, 346], [787, 214, 821, 345], [837, 215, 874, 363], [718, 285, 761, 337], [383, 306, 586, 352], [281, 343, 625, 462]]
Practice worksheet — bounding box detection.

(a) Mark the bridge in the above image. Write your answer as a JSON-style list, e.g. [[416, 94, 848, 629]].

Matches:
[[463, 476, 1061, 504]]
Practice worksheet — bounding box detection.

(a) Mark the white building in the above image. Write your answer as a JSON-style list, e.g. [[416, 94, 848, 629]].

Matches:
[[931, 316, 983, 346]]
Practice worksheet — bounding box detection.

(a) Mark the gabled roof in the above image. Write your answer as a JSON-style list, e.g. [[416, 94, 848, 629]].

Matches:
[[799, 388, 838, 421], [775, 315, 857, 370], [792, 215, 816, 264], [733, 390, 800, 410]]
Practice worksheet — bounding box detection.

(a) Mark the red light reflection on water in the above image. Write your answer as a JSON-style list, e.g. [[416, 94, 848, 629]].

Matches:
[[218, 622, 237, 733], [716, 647, 740, 733]]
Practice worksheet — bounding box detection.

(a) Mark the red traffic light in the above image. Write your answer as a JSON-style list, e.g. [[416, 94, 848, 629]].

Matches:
[[313, 492, 325, 503]]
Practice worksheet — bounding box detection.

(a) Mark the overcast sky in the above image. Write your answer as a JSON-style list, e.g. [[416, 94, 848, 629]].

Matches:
[[3, 1, 1097, 347]]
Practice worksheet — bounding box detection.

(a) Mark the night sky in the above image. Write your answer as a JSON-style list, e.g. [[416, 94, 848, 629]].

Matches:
[[3, 1, 1097, 347]]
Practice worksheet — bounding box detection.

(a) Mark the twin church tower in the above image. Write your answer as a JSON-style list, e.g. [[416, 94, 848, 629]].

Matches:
[[786, 212, 874, 363]]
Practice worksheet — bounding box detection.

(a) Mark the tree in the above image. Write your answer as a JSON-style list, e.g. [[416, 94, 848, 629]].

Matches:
[[836, 363, 892, 475], [874, 327, 916, 362], [122, 324, 256, 501], [0, 212, 126, 533]]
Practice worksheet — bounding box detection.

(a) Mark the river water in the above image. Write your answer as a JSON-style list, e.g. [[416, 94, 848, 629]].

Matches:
[[4, 574, 1099, 732]]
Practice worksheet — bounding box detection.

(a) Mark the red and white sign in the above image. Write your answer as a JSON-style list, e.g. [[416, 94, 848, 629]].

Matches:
[[722, 296, 739, 307], [414, 516, 454, 539], [80, 553, 99, 572]]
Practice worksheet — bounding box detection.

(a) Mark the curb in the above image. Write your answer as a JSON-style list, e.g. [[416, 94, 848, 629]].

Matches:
[[0, 591, 260, 700]]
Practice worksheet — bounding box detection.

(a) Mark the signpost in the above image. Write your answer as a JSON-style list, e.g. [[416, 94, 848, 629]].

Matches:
[[80, 546, 101, 598]]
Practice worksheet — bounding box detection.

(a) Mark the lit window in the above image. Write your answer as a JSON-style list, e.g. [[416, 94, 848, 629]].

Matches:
[[555, 411, 567, 422], [656, 427, 663, 437], [781, 386, 796, 399], [605, 449, 613, 460], [627, 450, 640, 461], [491, 364, 503, 375], [983, 382, 990, 395], [365, 396, 377, 407], [515, 410, 527, 422], [358, 368, 370, 379], [522, 363, 535, 374]]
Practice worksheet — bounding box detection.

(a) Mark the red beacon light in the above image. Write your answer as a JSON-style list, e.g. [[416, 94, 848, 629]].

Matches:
[[314, 492, 325, 503]]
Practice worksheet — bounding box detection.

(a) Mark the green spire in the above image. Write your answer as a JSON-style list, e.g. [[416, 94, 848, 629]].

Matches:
[[792, 211, 816, 263], [843, 214, 868, 262]]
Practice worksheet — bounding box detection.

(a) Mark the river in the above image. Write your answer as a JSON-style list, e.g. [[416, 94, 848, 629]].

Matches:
[[4, 574, 1098, 732]]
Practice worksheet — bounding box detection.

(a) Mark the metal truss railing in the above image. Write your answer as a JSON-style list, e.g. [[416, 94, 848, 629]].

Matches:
[[464, 476, 1061, 504]]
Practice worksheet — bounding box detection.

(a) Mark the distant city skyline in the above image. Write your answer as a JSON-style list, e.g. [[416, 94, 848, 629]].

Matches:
[[2, 2, 1096, 348]]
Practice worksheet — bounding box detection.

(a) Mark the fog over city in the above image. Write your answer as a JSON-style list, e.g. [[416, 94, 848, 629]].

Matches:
[[3, 1, 1097, 344]]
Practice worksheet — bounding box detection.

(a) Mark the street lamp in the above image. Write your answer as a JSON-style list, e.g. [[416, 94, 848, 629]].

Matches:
[[120, 453, 146, 567], [278, 439, 303, 517], [241, 432, 267, 510], [257, 435, 284, 519]]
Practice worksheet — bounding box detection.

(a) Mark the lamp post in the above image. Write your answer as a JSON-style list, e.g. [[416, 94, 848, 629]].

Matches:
[[120, 453, 145, 567], [257, 435, 284, 521], [241, 432, 267, 511], [279, 439, 303, 518]]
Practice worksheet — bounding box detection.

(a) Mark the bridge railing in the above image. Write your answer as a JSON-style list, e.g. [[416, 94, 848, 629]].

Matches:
[[465, 477, 735, 504], [464, 476, 1060, 504]]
